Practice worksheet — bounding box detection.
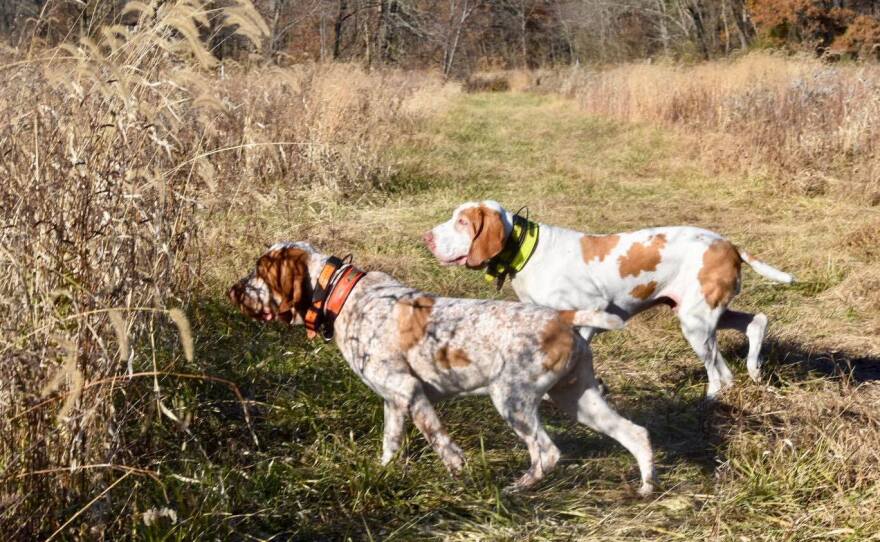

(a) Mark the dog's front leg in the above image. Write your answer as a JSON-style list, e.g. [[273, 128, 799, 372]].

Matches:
[[372, 370, 466, 475], [409, 391, 466, 475], [381, 400, 406, 466]]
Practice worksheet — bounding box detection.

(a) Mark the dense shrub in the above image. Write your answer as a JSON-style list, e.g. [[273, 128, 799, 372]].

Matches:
[[0, 1, 457, 538]]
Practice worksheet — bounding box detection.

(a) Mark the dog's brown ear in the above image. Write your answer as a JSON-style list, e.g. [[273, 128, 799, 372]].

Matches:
[[256, 247, 309, 315], [465, 206, 505, 268], [228, 277, 263, 319], [228, 280, 244, 307]]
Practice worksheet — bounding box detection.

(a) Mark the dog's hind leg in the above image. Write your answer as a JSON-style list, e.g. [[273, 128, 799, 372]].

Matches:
[[718, 310, 768, 382], [677, 304, 732, 397], [549, 359, 654, 496], [409, 390, 466, 475]]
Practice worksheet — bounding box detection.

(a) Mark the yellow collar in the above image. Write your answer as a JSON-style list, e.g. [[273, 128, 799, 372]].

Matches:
[[484, 215, 539, 289]]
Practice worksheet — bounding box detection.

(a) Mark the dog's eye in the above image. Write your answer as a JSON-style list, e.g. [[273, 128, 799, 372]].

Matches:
[[457, 218, 468, 226]]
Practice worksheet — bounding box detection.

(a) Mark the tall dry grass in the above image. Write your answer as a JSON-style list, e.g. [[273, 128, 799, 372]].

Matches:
[[0, 1, 457, 538], [540, 54, 880, 200]]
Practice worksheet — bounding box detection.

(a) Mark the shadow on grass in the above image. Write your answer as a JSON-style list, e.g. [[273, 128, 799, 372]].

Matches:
[[585, 337, 880, 483], [759, 338, 880, 383], [622, 338, 880, 478]]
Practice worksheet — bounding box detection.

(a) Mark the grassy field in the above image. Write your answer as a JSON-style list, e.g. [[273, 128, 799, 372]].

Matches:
[[175, 91, 880, 540], [4, 3, 879, 540]]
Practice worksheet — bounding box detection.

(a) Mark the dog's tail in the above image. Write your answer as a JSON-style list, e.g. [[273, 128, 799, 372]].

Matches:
[[569, 309, 625, 330], [737, 248, 795, 284]]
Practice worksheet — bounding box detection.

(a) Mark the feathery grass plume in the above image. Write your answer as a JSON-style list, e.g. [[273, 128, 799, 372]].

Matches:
[[108, 310, 130, 365], [156, 1, 217, 69], [40, 339, 83, 422], [40, 340, 76, 400], [99, 25, 131, 54], [220, 0, 270, 48], [168, 308, 193, 362], [117, 0, 237, 69], [58, 364, 84, 422]]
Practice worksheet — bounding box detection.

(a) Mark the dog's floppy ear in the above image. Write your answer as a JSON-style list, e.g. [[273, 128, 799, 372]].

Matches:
[[228, 278, 246, 308], [465, 206, 505, 268], [256, 247, 309, 314]]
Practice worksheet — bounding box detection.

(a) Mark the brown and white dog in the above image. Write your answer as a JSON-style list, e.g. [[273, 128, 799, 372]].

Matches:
[[229, 241, 655, 494], [424, 201, 795, 397]]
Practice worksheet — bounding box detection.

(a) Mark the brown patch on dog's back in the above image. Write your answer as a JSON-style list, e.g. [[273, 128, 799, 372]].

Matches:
[[540, 316, 574, 372], [581, 234, 619, 264], [630, 281, 658, 300], [435, 346, 472, 369], [698, 240, 742, 308], [397, 296, 435, 351], [617, 234, 667, 278]]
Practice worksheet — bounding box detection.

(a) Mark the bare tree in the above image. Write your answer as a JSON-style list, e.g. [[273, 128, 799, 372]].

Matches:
[[442, 0, 482, 75], [499, 0, 540, 66]]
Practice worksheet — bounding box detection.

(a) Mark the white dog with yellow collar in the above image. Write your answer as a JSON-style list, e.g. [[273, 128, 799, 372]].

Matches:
[[424, 200, 794, 397]]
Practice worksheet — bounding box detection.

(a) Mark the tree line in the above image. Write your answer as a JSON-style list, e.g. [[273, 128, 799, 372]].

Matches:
[[3, 1, 879, 72]]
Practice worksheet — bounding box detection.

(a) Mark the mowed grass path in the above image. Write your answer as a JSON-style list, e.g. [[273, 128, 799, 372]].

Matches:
[[183, 92, 880, 540]]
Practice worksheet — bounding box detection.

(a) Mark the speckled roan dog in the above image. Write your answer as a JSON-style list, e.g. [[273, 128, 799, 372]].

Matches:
[[228, 241, 655, 494]]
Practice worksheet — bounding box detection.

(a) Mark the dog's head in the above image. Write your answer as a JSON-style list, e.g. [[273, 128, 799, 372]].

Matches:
[[423, 201, 509, 269], [228, 242, 319, 325]]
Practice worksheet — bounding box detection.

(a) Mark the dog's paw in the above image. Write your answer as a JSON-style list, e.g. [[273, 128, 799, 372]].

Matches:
[[748, 363, 763, 383], [504, 470, 541, 493], [380, 451, 395, 466], [442, 443, 466, 476]]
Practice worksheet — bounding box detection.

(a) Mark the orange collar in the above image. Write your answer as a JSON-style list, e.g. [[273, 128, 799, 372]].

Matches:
[[304, 257, 366, 340]]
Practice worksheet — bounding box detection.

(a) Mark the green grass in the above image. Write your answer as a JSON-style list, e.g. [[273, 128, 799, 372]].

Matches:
[[129, 92, 880, 540]]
